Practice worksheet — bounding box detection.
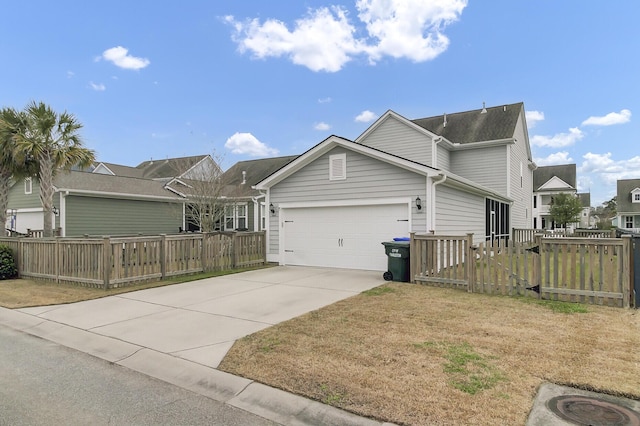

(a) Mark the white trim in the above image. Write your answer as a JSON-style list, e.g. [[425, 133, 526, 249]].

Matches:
[[55, 188, 183, 202], [92, 163, 116, 175], [278, 197, 411, 209], [24, 178, 32, 195], [11, 207, 43, 213], [355, 110, 442, 144]]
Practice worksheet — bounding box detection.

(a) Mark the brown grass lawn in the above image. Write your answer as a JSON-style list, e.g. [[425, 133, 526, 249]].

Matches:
[[219, 284, 640, 426], [0, 267, 269, 309]]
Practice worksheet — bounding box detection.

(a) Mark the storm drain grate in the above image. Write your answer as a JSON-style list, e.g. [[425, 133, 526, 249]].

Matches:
[[547, 395, 640, 426]]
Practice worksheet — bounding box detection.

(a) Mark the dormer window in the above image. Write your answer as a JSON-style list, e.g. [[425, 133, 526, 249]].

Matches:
[[632, 188, 640, 203]]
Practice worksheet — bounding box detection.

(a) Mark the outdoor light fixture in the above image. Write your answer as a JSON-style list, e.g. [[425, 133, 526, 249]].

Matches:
[[415, 196, 422, 210], [269, 203, 275, 215], [52, 207, 60, 216]]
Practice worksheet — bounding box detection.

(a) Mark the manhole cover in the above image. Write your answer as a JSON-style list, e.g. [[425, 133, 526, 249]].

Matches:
[[547, 395, 640, 426]]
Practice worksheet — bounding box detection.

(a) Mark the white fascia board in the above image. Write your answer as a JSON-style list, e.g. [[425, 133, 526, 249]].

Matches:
[[355, 110, 441, 143], [449, 138, 516, 151], [440, 171, 513, 203], [55, 188, 184, 202], [538, 176, 574, 191], [630, 187, 640, 194], [92, 163, 115, 175], [254, 135, 439, 189], [277, 197, 412, 209]]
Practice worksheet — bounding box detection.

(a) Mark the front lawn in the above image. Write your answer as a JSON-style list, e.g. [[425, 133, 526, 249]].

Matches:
[[219, 283, 640, 425]]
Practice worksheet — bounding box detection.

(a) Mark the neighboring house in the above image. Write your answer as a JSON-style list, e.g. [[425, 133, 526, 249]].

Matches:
[[6, 171, 185, 237], [616, 178, 640, 233], [93, 154, 220, 182], [532, 164, 592, 231], [255, 102, 535, 271], [218, 155, 297, 232]]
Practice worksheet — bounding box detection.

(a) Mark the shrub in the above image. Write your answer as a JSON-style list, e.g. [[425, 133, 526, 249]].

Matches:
[[0, 245, 17, 280]]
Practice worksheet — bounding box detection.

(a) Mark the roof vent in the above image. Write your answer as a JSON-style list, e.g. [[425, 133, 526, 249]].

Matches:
[[242, 170, 246, 185], [443, 113, 447, 127], [481, 102, 487, 114], [503, 105, 507, 112]]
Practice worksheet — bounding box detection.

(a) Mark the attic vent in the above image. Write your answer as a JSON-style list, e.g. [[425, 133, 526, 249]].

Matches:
[[503, 105, 507, 112], [329, 153, 346, 181], [443, 113, 447, 127], [242, 171, 246, 185], [481, 102, 487, 114]]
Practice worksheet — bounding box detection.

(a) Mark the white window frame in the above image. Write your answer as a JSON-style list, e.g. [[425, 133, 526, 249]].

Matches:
[[329, 153, 346, 181], [24, 178, 32, 195], [224, 203, 248, 231], [260, 202, 266, 230], [634, 193, 640, 203], [625, 215, 634, 229]]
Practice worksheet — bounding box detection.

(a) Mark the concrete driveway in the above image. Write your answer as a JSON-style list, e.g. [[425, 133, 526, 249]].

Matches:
[[16, 266, 385, 368]]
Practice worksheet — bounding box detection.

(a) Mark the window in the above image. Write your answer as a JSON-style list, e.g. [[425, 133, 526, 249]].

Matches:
[[625, 216, 634, 229], [24, 178, 32, 194], [533, 195, 537, 208], [329, 153, 346, 181], [485, 199, 510, 241], [634, 193, 640, 202], [260, 203, 266, 230], [224, 204, 248, 231]]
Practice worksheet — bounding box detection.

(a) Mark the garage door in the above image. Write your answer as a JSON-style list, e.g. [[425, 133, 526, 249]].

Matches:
[[281, 204, 409, 271]]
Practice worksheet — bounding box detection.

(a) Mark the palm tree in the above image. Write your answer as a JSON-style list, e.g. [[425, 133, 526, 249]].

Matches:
[[0, 107, 36, 233], [12, 102, 95, 237]]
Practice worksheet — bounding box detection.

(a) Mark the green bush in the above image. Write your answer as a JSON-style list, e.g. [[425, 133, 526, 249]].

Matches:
[[0, 245, 17, 280]]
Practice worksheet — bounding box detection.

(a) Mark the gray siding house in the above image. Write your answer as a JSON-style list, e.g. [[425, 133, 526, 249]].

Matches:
[[255, 102, 535, 271], [617, 178, 640, 232]]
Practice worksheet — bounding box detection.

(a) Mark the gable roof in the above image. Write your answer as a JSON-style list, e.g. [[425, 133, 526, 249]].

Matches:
[[577, 192, 591, 208], [533, 164, 576, 191], [94, 162, 145, 178], [411, 102, 524, 144], [617, 178, 640, 211], [221, 155, 298, 197], [135, 155, 210, 179], [53, 171, 184, 201], [254, 135, 511, 203]]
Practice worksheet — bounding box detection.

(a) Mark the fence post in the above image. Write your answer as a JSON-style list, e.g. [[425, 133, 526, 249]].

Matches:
[[55, 237, 60, 284], [533, 234, 543, 299], [466, 233, 474, 293], [200, 233, 206, 273], [621, 235, 631, 308], [160, 234, 167, 279], [409, 232, 416, 284], [16, 237, 23, 278], [102, 237, 111, 290], [231, 233, 237, 268]]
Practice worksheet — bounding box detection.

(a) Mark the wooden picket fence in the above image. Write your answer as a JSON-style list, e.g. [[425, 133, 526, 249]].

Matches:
[[410, 233, 632, 308], [0, 232, 266, 289]]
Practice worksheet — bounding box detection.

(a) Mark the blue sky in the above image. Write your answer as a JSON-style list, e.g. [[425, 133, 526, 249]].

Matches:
[[1, 1, 638, 206]]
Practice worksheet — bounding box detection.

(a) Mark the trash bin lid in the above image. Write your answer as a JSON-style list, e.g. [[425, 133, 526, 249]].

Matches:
[[393, 237, 410, 241]]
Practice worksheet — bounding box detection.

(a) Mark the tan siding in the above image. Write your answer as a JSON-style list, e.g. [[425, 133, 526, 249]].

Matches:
[[359, 116, 433, 165], [449, 145, 508, 195]]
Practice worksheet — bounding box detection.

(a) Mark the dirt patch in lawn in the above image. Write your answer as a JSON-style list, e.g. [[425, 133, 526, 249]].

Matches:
[[219, 283, 640, 425]]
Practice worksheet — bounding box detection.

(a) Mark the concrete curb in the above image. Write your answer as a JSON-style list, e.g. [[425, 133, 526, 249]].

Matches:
[[0, 307, 394, 426]]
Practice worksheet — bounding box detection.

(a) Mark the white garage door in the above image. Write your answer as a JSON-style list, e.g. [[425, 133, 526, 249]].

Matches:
[[282, 203, 409, 271]]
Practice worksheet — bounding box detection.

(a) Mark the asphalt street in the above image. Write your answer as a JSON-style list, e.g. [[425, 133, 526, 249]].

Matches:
[[0, 325, 277, 426]]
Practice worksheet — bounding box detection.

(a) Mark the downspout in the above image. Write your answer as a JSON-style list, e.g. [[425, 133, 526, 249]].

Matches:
[[432, 137, 442, 168], [251, 193, 265, 231], [430, 174, 447, 233]]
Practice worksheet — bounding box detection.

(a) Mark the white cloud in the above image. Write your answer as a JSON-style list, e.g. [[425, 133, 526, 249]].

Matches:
[[534, 151, 573, 166], [101, 46, 150, 70], [67, 71, 75, 79], [578, 152, 640, 186], [89, 81, 106, 91], [355, 110, 377, 122], [530, 127, 584, 148], [314, 122, 331, 131], [225, 0, 467, 72], [581, 109, 631, 126], [525, 110, 544, 128], [225, 132, 279, 157], [318, 97, 332, 103]]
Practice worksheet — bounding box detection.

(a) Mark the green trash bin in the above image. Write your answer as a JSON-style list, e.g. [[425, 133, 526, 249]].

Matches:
[[382, 241, 410, 282]]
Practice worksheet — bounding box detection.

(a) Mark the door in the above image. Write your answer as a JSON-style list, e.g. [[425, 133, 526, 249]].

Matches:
[[282, 203, 409, 271]]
